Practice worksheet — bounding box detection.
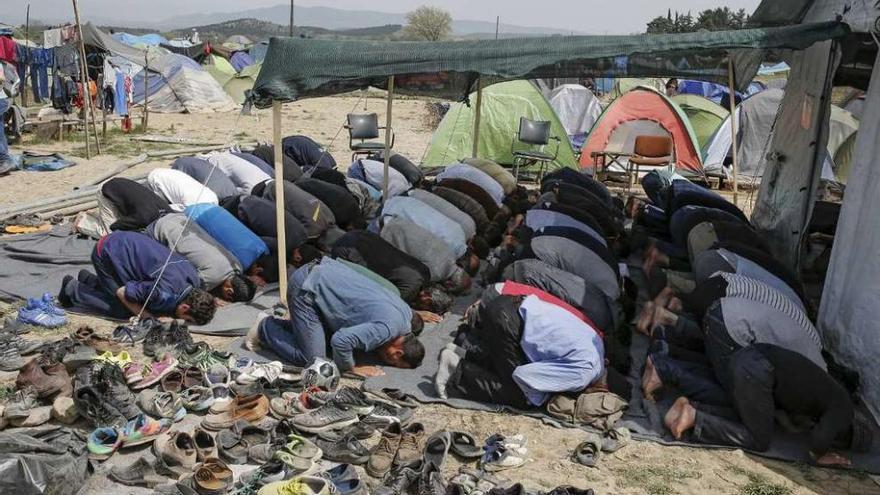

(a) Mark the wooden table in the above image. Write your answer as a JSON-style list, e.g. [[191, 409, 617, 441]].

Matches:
[[590, 151, 635, 187]]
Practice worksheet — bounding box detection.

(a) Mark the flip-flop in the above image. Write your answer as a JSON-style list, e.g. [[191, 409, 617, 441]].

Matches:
[[450, 431, 484, 459], [574, 434, 602, 467], [424, 431, 451, 469]]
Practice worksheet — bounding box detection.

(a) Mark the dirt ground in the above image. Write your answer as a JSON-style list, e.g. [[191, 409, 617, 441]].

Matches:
[[2, 97, 879, 495]]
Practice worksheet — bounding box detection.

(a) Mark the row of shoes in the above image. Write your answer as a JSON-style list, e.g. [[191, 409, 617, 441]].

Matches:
[[479, 434, 530, 472]]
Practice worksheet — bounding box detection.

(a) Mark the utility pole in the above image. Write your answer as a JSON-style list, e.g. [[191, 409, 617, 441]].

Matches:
[[495, 16, 500, 40], [289, 0, 295, 37]]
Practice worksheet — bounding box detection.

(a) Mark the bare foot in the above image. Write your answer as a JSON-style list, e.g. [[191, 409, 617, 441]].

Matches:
[[636, 302, 656, 336], [667, 296, 683, 313], [815, 452, 852, 468], [642, 356, 663, 401], [643, 246, 669, 275], [664, 397, 696, 439], [653, 287, 677, 308], [651, 304, 679, 328]]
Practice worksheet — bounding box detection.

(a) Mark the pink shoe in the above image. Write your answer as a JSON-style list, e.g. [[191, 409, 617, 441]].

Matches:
[[133, 355, 179, 390], [124, 362, 146, 385]]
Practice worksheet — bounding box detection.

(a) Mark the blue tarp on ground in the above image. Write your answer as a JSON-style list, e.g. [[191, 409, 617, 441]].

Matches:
[[111, 32, 168, 47]]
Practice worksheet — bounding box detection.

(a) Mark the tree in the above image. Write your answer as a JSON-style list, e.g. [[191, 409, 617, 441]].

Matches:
[[646, 6, 750, 33], [403, 6, 453, 41]]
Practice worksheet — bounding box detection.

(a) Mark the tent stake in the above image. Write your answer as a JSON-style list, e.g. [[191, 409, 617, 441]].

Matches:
[[272, 101, 289, 306], [727, 57, 739, 206], [383, 76, 395, 199], [472, 77, 483, 158]]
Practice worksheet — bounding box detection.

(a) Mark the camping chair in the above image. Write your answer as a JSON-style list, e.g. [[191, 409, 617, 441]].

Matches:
[[346, 113, 394, 162], [510, 117, 561, 183], [629, 135, 674, 190]]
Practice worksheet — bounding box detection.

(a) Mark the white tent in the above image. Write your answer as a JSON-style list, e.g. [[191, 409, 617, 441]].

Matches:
[[132, 54, 237, 113], [546, 84, 603, 144]]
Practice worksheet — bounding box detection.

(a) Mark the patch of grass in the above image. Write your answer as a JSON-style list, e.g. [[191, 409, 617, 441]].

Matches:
[[728, 466, 792, 495], [616, 465, 701, 495], [0, 384, 15, 401]]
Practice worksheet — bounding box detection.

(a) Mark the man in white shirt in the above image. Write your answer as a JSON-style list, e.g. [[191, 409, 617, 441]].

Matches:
[[146, 168, 219, 210], [203, 152, 271, 194]]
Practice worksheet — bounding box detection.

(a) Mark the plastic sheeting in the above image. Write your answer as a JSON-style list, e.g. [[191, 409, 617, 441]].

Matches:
[[0, 426, 90, 495], [752, 40, 840, 268], [132, 54, 237, 113], [546, 84, 603, 145], [422, 80, 577, 171], [819, 52, 880, 422]]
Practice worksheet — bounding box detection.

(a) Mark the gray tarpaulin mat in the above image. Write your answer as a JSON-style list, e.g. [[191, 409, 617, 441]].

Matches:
[[362, 289, 880, 473], [0, 228, 277, 336]]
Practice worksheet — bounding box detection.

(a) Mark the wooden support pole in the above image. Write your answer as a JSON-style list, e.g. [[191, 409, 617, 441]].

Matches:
[[383, 76, 395, 200], [22, 5, 29, 107], [142, 53, 150, 132], [472, 78, 483, 158], [71, 0, 91, 159], [727, 57, 739, 206], [272, 101, 289, 306]]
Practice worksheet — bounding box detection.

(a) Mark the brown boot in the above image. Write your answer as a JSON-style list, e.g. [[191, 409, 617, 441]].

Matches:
[[394, 422, 426, 468], [16, 358, 72, 398], [366, 422, 402, 478]]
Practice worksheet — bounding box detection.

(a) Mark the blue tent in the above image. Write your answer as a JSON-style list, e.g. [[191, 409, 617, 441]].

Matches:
[[678, 79, 765, 106], [112, 32, 168, 47]]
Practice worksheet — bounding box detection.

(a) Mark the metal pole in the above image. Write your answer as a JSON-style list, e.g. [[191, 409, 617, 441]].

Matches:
[[142, 52, 149, 131], [272, 101, 289, 306], [22, 5, 29, 107], [289, 0, 295, 37], [727, 57, 739, 206], [495, 16, 500, 40], [383, 76, 395, 199], [472, 78, 483, 158], [71, 0, 91, 159]]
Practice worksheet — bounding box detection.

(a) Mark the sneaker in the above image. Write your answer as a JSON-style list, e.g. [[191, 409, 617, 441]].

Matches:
[[138, 389, 186, 422], [17, 303, 67, 328], [374, 463, 421, 495], [88, 426, 122, 460], [292, 401, 360, 433], [258, 476, 331, 495], [205, 363, 232, 410], [235, 361, 287, 385], [179, 342, 228, 371], [109, 456, 168, 487], [366, 422, 402, 478], [0, 338, 24, 371], [237, 459, 287, 488], [112, 318, 160, 344], [479, 444, 526, 472], [194, 427, 218, 461], [4, 387, 39, 420], [85, 361, 141, 420], [120, 413, 172, 447], [315, 434, 371, 465], [417, 464, 447, 495], [144, 320, 193, 357], [182, 386, 215, 412], [330, 387, 375, 415], [133, 354, 179, 390], [393, 423, 426, 468], [317, 421, 377, 442], [363, 403, 413, 429], [39, 293, 67, 317], [73, 386, 127, 428]]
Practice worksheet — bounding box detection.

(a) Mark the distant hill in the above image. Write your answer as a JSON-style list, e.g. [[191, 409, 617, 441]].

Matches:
[[157, 5, 578, 37], [160, 19, 403, 43]]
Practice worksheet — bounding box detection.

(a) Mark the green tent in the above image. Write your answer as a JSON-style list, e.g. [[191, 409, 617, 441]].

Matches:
[[204, 54, 236, 87], [422, 80, 577, 171], [671, 94, 730, 149], [224, 63, 262, 104]]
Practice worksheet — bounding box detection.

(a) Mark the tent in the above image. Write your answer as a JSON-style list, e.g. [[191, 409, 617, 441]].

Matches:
[[545, 84, 603, 149], [579, 86, 704, 173], [132, 54, 237, 113], [701, 88, 784, 178], [422, 80, 577, 171], [223, 35, 253, 52], [823, 105, 860, 182], [112, 32, 167, 48], [224, 63, 262, 104], [230, 52, 255, 72], [671, 94, 729, 149], [677, 79, 765, 106], [204, 54, 236, 87]]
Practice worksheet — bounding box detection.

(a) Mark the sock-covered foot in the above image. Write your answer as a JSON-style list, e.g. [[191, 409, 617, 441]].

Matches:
[[245, 314, 267, 351], [434, 348, 462, 399]]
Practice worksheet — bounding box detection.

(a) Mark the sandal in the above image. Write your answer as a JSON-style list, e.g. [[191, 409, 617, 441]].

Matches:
[[601, 427, 631, 453], [193, 457, 232, 493], [573, 433, 602, 467], [450, 431, 484, 459]]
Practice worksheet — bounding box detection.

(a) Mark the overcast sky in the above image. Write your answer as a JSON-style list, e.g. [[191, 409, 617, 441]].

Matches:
[[9, 0, 763, 33]]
